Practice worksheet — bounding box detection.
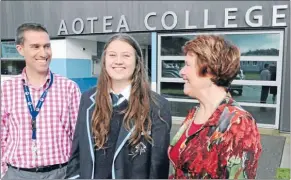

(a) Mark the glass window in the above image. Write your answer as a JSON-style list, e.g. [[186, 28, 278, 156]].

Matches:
[[1, 42, 23, 58], [161, 33, 281, 57], [161, 82, 187, 99], [162, 60, 183, 78], [1, 60, 25, 75], [230, 85, 277, 104], [161, 35, 193, 56], [169, 101, 198, 117], [239, 61, 277, 81], [242, 106, 276, 125], [223, 33, 280, 56], [1, 42, 24, 75], [92, 55, 101, 77], [161, 60, 277, 81], [97, 41, 105, 59], [169, 103, 276, 125], [161, 82, 278, 104], [158, 31, 282, 127]]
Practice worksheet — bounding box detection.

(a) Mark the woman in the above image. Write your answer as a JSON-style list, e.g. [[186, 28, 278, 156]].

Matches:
[[66, 33, 172, 179], [168, 35, 262, 179]]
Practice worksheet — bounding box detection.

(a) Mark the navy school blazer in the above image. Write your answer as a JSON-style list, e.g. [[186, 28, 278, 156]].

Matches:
[[65, 87, 172, 179]]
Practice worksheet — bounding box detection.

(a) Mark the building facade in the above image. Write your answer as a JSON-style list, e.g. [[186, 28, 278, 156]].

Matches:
[[1, 1, 290, 132]]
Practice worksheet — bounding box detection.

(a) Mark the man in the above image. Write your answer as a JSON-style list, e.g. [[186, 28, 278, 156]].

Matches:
[[1, 23, 81, 179], [260, 63, 271, 111]]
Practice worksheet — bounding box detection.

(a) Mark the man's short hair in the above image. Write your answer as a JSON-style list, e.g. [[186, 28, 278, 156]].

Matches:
[[16, 23, 48, 45]]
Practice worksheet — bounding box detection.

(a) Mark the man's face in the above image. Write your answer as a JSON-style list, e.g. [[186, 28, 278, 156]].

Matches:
[[16, 30, 52, 74]]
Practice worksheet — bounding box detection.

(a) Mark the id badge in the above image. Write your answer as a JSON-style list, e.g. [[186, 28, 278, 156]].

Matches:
[[32, 140, 38, 158]]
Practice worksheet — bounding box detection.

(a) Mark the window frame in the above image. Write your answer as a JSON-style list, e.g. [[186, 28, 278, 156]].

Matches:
[[157, 30, 284, 129]]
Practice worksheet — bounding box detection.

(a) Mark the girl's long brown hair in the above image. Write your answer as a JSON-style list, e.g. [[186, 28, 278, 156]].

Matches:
[[92, 33, 153, 149]]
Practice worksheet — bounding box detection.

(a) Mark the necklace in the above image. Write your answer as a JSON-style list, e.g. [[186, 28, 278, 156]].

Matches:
[[185, 106, 199, 137]]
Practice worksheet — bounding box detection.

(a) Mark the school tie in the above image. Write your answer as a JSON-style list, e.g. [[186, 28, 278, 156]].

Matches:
[[110, 93, 123, 106]]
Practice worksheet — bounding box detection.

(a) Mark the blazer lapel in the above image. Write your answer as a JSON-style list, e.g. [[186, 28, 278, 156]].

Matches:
[[87, 92, 96, 179], [112, 122, 135, 179]]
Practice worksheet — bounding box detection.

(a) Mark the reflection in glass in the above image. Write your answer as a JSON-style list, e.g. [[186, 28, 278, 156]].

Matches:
[[161, 60, 277, 81], [170, 103, 276, 125], [169, 101, 198, 117], [161, 35, 193, 56], [169, 102, 276, 125], [161, 82, 278, 104], [230, 85, 277, 104], [1, 60, 25, 75], [160, 33, 281, 56], [162, 61, 184, 78], [240, 61, 277, 81], [241, 106, 276, 125], [161, 82, 187, 99], [224, 33, 280, 56]]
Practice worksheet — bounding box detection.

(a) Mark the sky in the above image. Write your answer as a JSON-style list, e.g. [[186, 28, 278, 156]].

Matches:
[[223, 33, 281, 54]]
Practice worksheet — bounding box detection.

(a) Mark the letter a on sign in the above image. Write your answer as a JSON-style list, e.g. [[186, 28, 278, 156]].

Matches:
[[58, 20, 68, 35]]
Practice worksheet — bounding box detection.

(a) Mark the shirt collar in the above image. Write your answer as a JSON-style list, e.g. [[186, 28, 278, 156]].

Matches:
[[110, 84, 131, 101], [21, 67, 51, 86]]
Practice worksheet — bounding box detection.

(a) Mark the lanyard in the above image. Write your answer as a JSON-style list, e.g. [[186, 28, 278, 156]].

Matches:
[[23, 71, 54, 140]]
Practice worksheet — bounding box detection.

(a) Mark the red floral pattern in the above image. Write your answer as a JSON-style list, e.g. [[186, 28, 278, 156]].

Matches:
[[168, 97, 262, 179]]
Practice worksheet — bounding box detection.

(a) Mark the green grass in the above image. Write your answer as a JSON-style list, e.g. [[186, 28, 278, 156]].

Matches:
[[161, 89, 185, 96], [276, 168, 290, 179], [244, 72, 260, 80]]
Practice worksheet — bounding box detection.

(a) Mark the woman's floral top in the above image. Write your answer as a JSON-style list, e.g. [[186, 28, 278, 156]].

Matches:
[[168, 97, 262, 179]]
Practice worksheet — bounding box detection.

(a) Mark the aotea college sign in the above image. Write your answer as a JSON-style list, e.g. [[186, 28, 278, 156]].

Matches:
[[58, 5, 288, 35]]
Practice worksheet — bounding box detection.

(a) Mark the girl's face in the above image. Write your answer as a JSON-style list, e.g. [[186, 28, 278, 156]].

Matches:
[[105, 40, 136, 84]]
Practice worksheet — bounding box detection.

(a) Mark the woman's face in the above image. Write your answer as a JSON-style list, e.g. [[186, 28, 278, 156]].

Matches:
[[105, 40, 136, 84], [180, 53, 212, 98]]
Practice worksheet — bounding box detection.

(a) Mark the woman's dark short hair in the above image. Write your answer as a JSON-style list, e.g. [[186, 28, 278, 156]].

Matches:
[[183, 35, 240, 88]]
